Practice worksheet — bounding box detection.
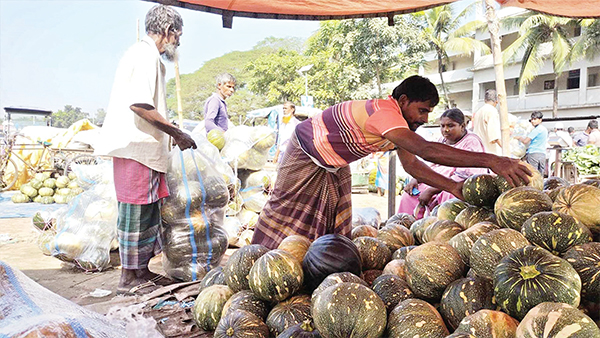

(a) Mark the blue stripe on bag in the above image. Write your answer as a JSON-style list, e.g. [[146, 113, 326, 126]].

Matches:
[[66, 318, 89, 338], [190, 151, 213, 271], [179, 151, 199, 281], [0, 261, 42, 315]]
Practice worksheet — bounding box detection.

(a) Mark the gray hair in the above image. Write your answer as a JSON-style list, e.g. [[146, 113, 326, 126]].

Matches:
[[216, 73, 236, 86], [484, 89, 497, 103], [145, 5, 183, 35]]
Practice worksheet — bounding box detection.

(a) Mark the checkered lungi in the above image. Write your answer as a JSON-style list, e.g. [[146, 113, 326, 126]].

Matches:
[[251, 134, 353, 249], [117, 202, 162, 269]]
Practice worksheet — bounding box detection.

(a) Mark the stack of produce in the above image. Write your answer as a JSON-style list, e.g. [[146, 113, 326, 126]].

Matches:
[[219, 125, 276, 171], [11, 172, 84, 204], [564, 144, 600, 176], [190, 170, 600, 337]]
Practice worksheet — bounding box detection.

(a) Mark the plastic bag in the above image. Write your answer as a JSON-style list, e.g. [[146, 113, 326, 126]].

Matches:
[[220, 126, 276, 170], [352, 207, 381, 228], [223, 216, 244, 246], [160, 135, 231, 281]]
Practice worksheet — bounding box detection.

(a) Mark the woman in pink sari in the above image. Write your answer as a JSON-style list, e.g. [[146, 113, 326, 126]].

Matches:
[[397, 109, 486, 219]]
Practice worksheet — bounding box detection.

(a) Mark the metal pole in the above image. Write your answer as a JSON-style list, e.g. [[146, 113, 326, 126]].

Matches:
[[387, 152, 396, 219]]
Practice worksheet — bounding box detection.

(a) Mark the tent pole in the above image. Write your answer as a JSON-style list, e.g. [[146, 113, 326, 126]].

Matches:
[[174, 56, 184, 129], [484, 0, 511, 156]]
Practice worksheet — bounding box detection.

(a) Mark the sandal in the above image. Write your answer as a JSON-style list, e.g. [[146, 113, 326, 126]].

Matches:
[[116, 280, 160, 296]]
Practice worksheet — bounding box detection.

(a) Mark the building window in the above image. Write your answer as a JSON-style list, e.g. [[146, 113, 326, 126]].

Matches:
[[589, 68, 599, 87], [574, 26, 581, 37], [567, 69, 580, 89], [544, 80, 555, 90]]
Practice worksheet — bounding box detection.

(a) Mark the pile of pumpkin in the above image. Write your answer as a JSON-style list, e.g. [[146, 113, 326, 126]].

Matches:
[[11, 172, 84, 204], [189, 166, 600, 338]]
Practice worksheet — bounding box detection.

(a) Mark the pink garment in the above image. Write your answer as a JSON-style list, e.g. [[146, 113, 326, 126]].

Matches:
[[397, 131, 487, 218], [113, 157, 169, 204]]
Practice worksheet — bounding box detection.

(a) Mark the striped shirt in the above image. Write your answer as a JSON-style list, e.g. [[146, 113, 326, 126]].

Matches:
[[295, 96, 408, 169]]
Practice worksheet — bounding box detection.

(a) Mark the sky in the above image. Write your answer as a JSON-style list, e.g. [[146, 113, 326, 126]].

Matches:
[[0, 0, 320, 116]]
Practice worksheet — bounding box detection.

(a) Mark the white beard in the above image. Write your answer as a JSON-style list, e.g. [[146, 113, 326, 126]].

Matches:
[[162, 43, 178, 62]]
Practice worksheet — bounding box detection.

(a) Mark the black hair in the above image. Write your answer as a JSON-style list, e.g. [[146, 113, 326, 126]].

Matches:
[[568, 127, 575, 133], [391, 75, 439, 107], [589, 120, 599, 129], [530, 111, 544, 120], [440, 108, 465, 125]]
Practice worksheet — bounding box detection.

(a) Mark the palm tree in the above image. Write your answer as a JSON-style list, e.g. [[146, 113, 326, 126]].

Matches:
[[573, 19, 600, 61], [418, 3, 490, 106], [503, 13, 581, 118]]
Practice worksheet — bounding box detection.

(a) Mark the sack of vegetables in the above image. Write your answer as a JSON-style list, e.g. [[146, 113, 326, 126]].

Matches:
[[220, 126, 276, 171], [160, 134, 233, 281]]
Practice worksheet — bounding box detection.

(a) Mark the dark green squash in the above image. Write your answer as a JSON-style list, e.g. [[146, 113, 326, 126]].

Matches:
[[222, 290, 270, 321], [470, 228, 530, 280], [249, 249, 304, 302], [440, 277, 495, 330], [377, 223, 415, 252], [382, 259, 406, 280], [385, 213, 416, 229], [494, 187, 554, 231], [276, 320, 322, 338], [494, 245, 582, 320], [214, 309, 270, 338], [516, 302, 600, 338], [192, 284, 234, 331], [553, 184, 600, 235], [436, 198, 469, 222], [199, 266, 225, 290], [544, 176, 570, 190], [521, 211, 592, 255], [353, 236, 391, 271], [371, 274, 413, 313], [453, 309, 519, 338], [564, 242, 600, 302], [311, 272, 367, 301], [448, 222, 500, 266], [391, 245, 417, 260], [462, 174, 500, 209], [421, 219, 464, 243], [455, 206, 497, 229], [224, 244, 269, 292], [386, 298, 449, 338], [405, 242, 465, 302], [409, 216, 438, 244], [494, 175, 513, 194], [351, 225, 378, 239], [302, 234, 362, 292], [312, 282, 386, 338], [266, 294, 312, 337]]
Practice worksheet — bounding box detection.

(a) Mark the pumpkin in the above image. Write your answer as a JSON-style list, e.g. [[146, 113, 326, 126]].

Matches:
[[448, 222, 500, 266], [11, 193, 30, 203], [445, 334, 476, 338], [311, 272, 367, 301], [208, 128, 227, 150], [353, 237, 391, 271], [278, 235, 311, 263], [312, 282, 386, 338], [462, 174, 500, 209], [377, 223, 414, 252], [494, 245, 582, 320], [361, 269, 383, 286], [494, 186, 553, 231], [385, 213, 416, 229], [391, 245, 417, 260], [192, 284, 234, 331], [564, 242, 600, 302], [436, 198, 469, 222], [222, 290, 270, 321], [199, 266, 225, 290], [302, 234, 362, 291], [440, 277, 496, 330], [405, 242, 465, 301], [455, 206, 496, 229], [469, 228, 530, 280], [409, 216, 437, 244], [371, 274, 413, 313], [249, 249, 304, 302], [382, 259, 406, 280], [516, 302, 600, 338], [545, 186, 565, 202], [553, 184, 600, 235], [520, 161, 544, 190], [453, 310, 519, 338], [386, 298, 449, 338], [351, 225, 378, 239], [494, 175, 513, 194], [224, 244, 269, 292], [521, 211, 592, 256], [266, 294, 312, 337], [276, 320, 322, 338], [544, 176, 570, 190], [421, 219, 464, 243], [582, 179, 600, 188], [214, 309, 269, 338]]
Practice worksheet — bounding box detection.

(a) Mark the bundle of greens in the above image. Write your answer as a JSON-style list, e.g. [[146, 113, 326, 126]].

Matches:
[[564, 145, 600, 175]]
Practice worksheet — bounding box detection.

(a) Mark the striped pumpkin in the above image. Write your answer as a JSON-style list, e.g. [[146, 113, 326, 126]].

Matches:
[[266, 294, 312, 337], [391, 245, 417, 260], [193, 284, 234, 331], [516, 302, 600, 338], [564, 242, 600, 302], [387, 298, 449, 338], [221, 290, 270, 321], [311, 272, 367, 301], [409, 216, 438, 244], [224, 244, 269, 292], [521, 211, 593, 255], [494, 187, 553, 231], [353, 236, 391, 271], [453, 309, 519, 338], [440, 277, 496, 330], [553, 184, 600, 235], [377, 223, 415, 252], [448, 222, 500, 266], [382, 259, 407, 280], [494, 245, 582, 320], [385, 213, 416, 229], [351, 225, 378, 239], [249, 249, 304, 302], [214, 309, 269, 338], [455, 206, 497, 229], [371, 274, 413, 313], [199, 266, 226, 290], [470, 228, 530, 280], [436, 198, 469, 222], [421, 219, 464, 243], [278, 235, 312, 263], [462, 174, 500, 209]]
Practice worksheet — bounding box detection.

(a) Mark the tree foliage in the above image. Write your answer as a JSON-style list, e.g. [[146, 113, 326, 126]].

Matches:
[[94, 108, 106, 126], [52, 105, 89, 128]]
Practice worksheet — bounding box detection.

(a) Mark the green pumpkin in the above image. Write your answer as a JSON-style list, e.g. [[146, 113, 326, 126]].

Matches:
[[391, 245, 417, 260], [405, 242, 465, 302], [462, 174, 501, 209], [311, 272, 367, 302], [564, 242, 600, 302], [453, 309, 519, 338], [249, 249, 304, 302], [385, 213, 416, 229], [386, 298, 449, 338], [266, 294, 312, 337], [277, 320, 321, 338], [224, 244, 269, 292], [544, 176, 570, 190], [214, 309, 269, 338], [495, 187, 554, 231], [440, 277, 496, 330], [222, 290, 270, 321], [470, 228, 530, 280], [553, 184, 600, 235], [199, 266, 225, 290], [436, 198, 469, 222], [351, 225, 378, 239], [421, 219, 464, 243], [409, 216, 437, 244], [376, 223, 414, 252], [521, 211, 592, 256], [494, 245, 582, 320], [448, 222, 500, 266], [516, 302, 600, 338], [371, 274, 413, 313], [312, 282, 386, 338], [353, 236, 391, 271], [455, 206, 497, 229], [193, 284, 234, 331], [382, 259, 406, 280]]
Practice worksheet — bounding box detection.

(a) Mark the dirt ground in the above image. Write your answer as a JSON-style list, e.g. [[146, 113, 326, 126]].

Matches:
[[0, 191, 398, 314]]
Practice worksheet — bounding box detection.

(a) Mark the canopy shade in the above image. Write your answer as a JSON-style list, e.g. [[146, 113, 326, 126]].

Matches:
[[147, 0, 600, 28]]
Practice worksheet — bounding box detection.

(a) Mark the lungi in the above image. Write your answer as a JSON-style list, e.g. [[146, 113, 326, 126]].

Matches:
[[251, 134, 352, 249]]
